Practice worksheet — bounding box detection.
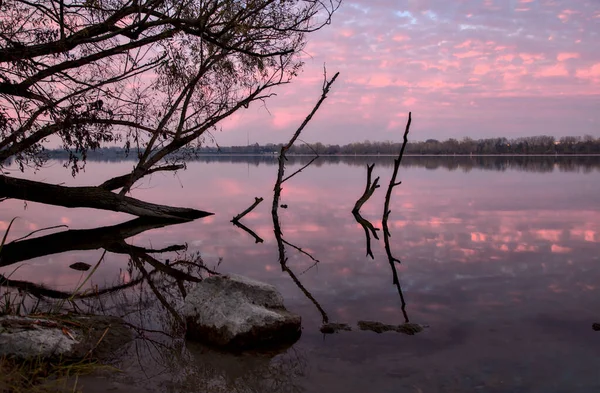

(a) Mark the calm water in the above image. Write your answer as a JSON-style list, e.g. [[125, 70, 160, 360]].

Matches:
[[1, 156, 600, 392]]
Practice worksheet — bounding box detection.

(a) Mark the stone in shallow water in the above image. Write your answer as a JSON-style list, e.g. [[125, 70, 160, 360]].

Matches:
[[357, 320, 424, 335], [183, 274, 301, 350], [320, 322, 352, 334]]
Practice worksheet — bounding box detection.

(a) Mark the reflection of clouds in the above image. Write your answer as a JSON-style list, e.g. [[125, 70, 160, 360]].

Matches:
[[2, 160, 600, 333]]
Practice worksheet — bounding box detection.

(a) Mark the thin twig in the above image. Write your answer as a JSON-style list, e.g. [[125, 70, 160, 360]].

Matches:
[[282, 239, 320, 264]]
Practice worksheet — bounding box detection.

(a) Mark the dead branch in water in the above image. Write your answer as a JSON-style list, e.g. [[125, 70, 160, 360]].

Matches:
[[272, 69, 339, 264], [352, 163, 380, 214], [269, 68, 339, 330], [382, 112, 412, 237], [231, 197, 264, 223], [381, 112, 412, 323]]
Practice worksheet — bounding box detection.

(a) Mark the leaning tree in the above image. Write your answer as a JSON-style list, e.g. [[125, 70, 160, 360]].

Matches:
[[0, 0, 340, 219]]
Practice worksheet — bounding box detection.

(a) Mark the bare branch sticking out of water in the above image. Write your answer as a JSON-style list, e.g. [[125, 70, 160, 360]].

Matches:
[[382, 112, 412, 237], [231, 197, 264, 223], [381, 112, 412, 323], [270, 69, 340, 331], [352, 163, 380, 214]]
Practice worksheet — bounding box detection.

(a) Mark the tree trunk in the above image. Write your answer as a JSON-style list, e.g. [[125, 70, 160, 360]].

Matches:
[[0, 175, 212, 220]]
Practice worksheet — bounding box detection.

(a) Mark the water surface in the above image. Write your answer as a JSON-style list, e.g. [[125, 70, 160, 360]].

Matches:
[[1, 156, 599, 392]]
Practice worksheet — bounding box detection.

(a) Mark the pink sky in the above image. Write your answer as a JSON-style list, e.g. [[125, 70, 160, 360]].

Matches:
[[216, 0, 600, 146]]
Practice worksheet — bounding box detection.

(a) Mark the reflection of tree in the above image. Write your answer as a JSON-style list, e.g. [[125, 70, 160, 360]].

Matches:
[[0, 216, 213, 323], [0, 217, 185, 268], [183, 154, 600, 173]]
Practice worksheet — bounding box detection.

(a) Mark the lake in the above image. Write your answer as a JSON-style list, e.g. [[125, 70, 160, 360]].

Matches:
[[1, 155, 600, 392]]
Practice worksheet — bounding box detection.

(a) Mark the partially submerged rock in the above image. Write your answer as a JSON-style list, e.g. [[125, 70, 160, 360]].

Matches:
[[183, 274, 301, 350], [0, 315, 132, 360], [357, 320, 425, 335], [320, 322, 352, 334]]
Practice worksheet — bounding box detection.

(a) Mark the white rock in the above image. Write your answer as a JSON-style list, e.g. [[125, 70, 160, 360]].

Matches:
[[0, 316, 78, 358], [183, 274, 301, 349]]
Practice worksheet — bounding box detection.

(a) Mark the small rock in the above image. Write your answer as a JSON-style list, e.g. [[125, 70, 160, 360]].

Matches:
[[357, 320, 424, 335], [183, 274, 301, 350], [69, 262, 92, 271], [593, 323, 600, 331], [280, 204, 288, 209], [320, 323, 352, 334]]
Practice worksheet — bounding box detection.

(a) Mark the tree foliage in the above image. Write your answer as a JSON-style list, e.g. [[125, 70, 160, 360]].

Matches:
[[0, 0, 339, 191]]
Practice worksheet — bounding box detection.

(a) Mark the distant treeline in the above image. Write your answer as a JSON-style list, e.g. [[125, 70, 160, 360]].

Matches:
[[37, 152, 600, 174], [43, 135, 600, 159]]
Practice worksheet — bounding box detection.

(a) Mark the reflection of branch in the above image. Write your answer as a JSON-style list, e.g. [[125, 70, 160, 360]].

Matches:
[[280, 262, 329, 324], [132, 256, 184, 326], [352, 211, 380, 259], [0, 271, 147, 300], [231, 197, 263, 223], [352, 163, 380, 214], [382, 218, 409, 323], [282, 155, 319, 183], [381, 112, 412, 323], [282, 239, 319, 265], [232, 221, 264, 243], [0, 217, 189, 268]]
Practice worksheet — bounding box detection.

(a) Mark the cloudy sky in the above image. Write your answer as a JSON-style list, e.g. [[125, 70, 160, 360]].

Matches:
[[215, 0, 600, 146]]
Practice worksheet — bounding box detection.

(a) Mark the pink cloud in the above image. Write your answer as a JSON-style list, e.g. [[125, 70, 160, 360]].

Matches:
[[454, 51, 484, 59], [557, 52, 580, 61], [473, 64, 491, 75], [576, 63, 600, 80], [519, 53, 545, 64], [392, 34, 410, 42], [538, 63, 569, 77]]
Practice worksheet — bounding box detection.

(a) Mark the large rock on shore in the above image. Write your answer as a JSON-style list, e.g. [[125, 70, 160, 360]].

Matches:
[[183, 274, 301, 350]]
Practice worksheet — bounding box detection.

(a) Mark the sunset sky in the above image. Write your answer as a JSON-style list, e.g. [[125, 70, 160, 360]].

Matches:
[[217, 0, 600, 146]]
